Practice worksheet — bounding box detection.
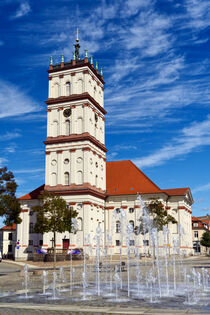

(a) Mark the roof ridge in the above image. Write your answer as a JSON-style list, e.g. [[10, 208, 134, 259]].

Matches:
[[162, 187, 190, 190]]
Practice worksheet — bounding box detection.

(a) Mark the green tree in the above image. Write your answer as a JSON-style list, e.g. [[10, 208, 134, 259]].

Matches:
[[200, 231, 210, 253], [0, 167, 22, 225], [135, 199, 177, 234], [33, 191, 78, 269]]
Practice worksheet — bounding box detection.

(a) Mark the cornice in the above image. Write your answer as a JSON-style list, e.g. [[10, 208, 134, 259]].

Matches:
[[45, 93, 107, 115], [45, 184, 106, 200], [47, 61, 105, 85], [44, 132, 108, 153]]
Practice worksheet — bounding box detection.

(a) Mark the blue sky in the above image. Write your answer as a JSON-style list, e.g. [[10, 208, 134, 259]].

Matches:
[[0, 0, 210, 227]]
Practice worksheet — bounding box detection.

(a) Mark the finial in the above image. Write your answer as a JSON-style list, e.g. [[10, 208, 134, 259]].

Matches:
[[50, 56, 53, 65], [100, 68, 103, 76], [61, 54, 64, 63], [90, 56, 93, 64], [85, 49, 88, 58], [95, 61, 98, 70], [73, 52, 76, 60], [75, 28, 80, 42]]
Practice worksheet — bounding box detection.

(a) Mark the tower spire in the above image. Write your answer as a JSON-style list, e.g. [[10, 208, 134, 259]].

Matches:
[[74, 28, 80, 61]]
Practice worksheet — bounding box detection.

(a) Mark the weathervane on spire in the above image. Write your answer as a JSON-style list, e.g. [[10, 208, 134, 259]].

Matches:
[[74, 28, 80, 61]]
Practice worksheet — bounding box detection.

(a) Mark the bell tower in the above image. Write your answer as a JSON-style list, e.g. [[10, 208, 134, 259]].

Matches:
[[44, 35, 107, 204]]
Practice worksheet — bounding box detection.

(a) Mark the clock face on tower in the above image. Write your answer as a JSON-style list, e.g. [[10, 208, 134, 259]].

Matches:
[[63, 108, 71, 117]]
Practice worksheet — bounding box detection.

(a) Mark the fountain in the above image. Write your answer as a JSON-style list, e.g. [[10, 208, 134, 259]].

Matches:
[[1, 195, 210, 314]]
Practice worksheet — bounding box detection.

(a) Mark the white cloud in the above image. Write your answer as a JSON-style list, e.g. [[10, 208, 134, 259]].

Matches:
[[108, 57, 142, 83], [133, 116, 210, 168], [11, 1, 31, 19], [112, 144, 137, 151], [185, 0, 210, 30], [14, 168, 44, 174], [202, 207, 210, 211], [0, 132, 21, 141], [193, 183, 210, 194], [106, 152, 118, 160], [0, 80, 40, 119], [0, 157, 8, 167]]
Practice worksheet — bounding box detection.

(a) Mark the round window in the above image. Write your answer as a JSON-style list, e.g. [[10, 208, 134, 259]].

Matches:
[[77, 157, 82, 164], [51, 159, 57, 166]]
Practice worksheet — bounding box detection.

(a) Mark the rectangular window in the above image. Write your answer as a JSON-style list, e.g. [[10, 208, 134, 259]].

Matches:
[[193, 223, 198, 227], [8, 233, 13, 240], [194, 231, 198, 238], [29, 223, 34, 234], [143, 240, 149, 246], [29, 240, 33, 246], [39, 240, 43, 246], [116, 240, 121, 246], [129, 239, 135, 246], [116, 221, 121, 233]]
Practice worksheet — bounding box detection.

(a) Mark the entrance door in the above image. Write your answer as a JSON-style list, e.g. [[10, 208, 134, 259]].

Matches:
[[62, 239, 69, 250]]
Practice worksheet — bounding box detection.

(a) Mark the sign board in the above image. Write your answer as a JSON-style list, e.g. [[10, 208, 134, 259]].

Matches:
[[16, 246, 20, 250]]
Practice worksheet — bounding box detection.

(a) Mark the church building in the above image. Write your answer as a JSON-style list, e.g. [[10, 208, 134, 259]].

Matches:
[[15, 36, 194, 260]]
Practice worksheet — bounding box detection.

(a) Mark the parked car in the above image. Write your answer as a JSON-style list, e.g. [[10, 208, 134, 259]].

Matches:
[[0, 250, 2, 262]]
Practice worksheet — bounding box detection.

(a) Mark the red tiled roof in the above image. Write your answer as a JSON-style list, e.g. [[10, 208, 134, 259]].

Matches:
[[106, 160, 161, 195], [0, 223, 16, 230], [19, 184, 44, 200], [162, 188, 190, 196], [192, 216, 198, 221], [192, 216, 208, 229], [19, 161, 191, 199]]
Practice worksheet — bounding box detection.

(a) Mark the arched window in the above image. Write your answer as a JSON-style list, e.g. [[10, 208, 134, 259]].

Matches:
[[129, 220, 134, 232], [65, 120, 70, 136], [66, 82, 71, 96], [64, 172, 69, 186], [95, 175, 98, 187], [129, 208, 134, 213], [51, 173, 57, 186], [54, 83, 60, 98], [116, 220, 121, 233], [77, 171, 83, 185], [52, 120, 59, 137], [77, 117, 83, 134], [78, 217, 83, 231]]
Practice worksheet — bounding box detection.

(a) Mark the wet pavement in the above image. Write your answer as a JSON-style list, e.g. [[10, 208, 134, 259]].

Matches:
[[0, 256, 209, 315]]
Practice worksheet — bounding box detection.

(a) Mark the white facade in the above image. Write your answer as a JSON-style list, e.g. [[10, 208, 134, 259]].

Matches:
[[15, 46, 194, 261], [0, 226, 16, 259]]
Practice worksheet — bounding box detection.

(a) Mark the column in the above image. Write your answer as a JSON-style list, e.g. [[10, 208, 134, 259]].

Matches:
[[83, 148, 89, 183], [70, 149, 76, 183], [71, 106, 76, 134], [47, 109, 51, 137], [57, 151, 62, 185]]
